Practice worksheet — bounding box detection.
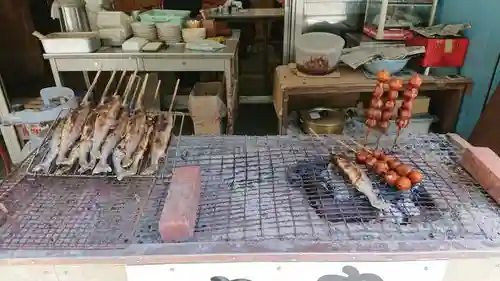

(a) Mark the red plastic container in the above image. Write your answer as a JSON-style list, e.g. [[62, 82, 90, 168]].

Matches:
[[406, 35, 469, 68]]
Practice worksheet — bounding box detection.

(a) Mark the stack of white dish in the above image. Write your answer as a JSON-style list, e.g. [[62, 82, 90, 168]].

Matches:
[[131, 22, 157, 41], [99, 28, 132, 46], [156, 22, 182, 44], [96, 11, 131, 46]]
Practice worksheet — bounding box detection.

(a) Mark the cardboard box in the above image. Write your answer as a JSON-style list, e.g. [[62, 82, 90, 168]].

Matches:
[[188, 82, 226, 135]]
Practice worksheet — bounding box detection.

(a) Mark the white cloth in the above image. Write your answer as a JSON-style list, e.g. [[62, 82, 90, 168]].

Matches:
[[50, 1, 61, 20]]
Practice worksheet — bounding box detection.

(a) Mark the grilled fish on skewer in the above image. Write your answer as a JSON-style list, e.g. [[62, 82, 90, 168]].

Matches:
[[95, 70, 117, 113], [122, 74, 149, 168], [92, 77, 141, 174], [142, 79, 179, 175], [119, 125, 154, 179], [56, 143, 80, 175], [77, 111, 97, 172], [92, 111, 129, 174], [112, 70, 128, 97], [142, 113, 173, 175], [57, 69, 102, 164], [90, 71, 137, 164], [330, 153, 390, 211], [33, 121, 65, 173], [112, 139, 128, 180], [141, 79, 179, 175]]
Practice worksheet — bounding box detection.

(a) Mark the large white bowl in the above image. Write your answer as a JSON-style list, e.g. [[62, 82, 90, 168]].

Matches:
[[295, 32, 345, 75], [182, 28, 206, 43]]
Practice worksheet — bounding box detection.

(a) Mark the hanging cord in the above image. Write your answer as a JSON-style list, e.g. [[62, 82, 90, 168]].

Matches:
[[481, 51, 500, 113]]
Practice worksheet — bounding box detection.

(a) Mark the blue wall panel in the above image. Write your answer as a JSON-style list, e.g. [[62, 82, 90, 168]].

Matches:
[[437, 0, 500, 138]]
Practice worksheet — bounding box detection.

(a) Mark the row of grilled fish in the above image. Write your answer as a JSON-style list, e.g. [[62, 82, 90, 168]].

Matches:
[[33, 71, 174, 180]]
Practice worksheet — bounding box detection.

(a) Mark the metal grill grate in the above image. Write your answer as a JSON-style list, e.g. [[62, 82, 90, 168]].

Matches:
[[1, 134, 500, 251], [0, 176, 155, 249], [153, 134, 500, 242]]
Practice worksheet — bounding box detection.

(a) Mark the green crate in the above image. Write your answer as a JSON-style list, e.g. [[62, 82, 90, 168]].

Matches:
[[139, 9, 190, 24]]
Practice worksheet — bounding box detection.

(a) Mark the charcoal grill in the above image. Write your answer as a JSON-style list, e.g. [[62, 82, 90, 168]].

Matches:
[[1, 134, 500, 280]]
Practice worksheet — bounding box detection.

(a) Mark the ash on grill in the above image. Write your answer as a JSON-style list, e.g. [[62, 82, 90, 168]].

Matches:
[[287, 155, 437, 226]]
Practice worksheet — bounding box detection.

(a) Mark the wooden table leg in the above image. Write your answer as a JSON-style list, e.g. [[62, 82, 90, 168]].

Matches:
[[279, 93, 289, 135], [224, 59, 234, 135], [49, 59, 64, 87]]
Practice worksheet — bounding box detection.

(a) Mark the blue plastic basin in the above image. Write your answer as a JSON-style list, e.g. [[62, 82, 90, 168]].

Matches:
[[363, 58, 410, 75]]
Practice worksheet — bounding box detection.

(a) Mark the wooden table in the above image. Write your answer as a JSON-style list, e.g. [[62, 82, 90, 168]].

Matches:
[[43, 31, 240, 134], [273, 65, 473, 135]]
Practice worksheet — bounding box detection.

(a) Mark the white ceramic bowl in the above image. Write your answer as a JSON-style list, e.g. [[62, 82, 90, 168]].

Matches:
[[182, 28, 206, 43]]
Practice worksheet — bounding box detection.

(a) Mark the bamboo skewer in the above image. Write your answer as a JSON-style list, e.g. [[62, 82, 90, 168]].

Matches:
[[121, 71, 138, 107], [99, 70, 117, 105], [129, 77, 142, 109], [135, 73, 149, 111], [153, 80, 162, 107], [335, 139, 357, 154], [113, 71, 128, 96], [349, 138, 373, 154], [168, 79, 180, 115], [81, 69, 103, 106], [375, 133, 382, 149]]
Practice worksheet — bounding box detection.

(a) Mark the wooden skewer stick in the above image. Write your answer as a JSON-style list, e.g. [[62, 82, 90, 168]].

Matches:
[[364, 127, 371, 146], [153, 80, 162, 106], [349, 138, 373, 154], [113, 71, 128, 96], [121, 70, 138, 106], [375, 133, 382, 149], [129, 77, 142, 109], [393, 127, 402, 147], [81, 69, 103, 106], [168, 79, 180, 115], [136, 73, 149, 111], [335, 139, 357, 154], [100, 70, 117, 104]]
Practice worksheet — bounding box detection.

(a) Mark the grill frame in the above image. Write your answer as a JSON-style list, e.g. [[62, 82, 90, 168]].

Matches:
[[2, 134, 500, 263]]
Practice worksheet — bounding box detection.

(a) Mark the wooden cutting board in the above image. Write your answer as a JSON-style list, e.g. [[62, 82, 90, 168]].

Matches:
[[470, 82, 500, 155]]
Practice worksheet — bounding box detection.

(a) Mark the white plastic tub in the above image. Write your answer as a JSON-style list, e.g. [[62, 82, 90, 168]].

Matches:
[[350, 115, 437, 137], [39, 32, 101, 53]]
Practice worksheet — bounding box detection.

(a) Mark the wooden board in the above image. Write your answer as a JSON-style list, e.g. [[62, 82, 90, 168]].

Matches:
[[274, 65, 473, 96]]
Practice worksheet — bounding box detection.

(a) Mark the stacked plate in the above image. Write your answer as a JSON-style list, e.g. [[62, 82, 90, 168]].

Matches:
[[155, 22, 182, 44], [131, 22, 157, 41]]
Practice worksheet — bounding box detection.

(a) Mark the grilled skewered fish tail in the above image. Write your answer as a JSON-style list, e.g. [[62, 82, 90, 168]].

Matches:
[[92, 111, 129, 174], [112, 140, 128, 181], [55, 143, 80, 175], [122, 75, 149, 168], [77, 111, 98, 172], [142, 113, 174, 175], [119, 125, 154, 178], [33, 121, 65, 173], [330, 153, 391, 211]]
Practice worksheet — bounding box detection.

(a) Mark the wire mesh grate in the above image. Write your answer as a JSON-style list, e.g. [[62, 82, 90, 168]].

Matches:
[[149, 134, 500, 242], [0, 176, 155, 249], [2, 134, 500, 250]]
